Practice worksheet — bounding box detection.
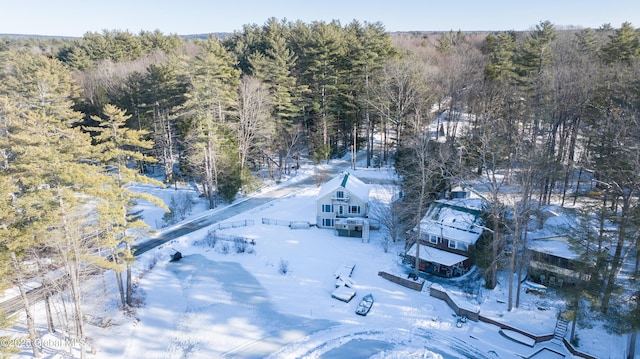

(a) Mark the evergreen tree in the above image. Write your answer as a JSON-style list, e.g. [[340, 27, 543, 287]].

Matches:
[[516, 20, 557, 80], [0, 150, 18, 357], [293, 20, 345, 160], [600, 22, 640, 65], [137, 62, 189, 184], [248, 33, 302, 177], [63, 29, 182, 69], [180, 37, 241, 208], [342, 21, 397, 167], [483, 32, 518, 83], [86, 104, 167, 307], [575, 28, 601, 55], [0, 53, 98, 358], [0, 51, 136, 357]]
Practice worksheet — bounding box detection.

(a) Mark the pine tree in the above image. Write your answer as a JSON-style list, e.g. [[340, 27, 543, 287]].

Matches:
[[0, 160, 18, 357], [575, 28, 601, 55], [137, 62, 189, 185], [86, 104, 167, 307], [600, 22, 639, 65], [344, 21, 396, 168], [483, 32, 518, 83], [0, 52, 100, 358], [516, 21, 557, 80], [248, 34, 302, 177], [180, 37, 241, 208], [294, 20, 346, 160]]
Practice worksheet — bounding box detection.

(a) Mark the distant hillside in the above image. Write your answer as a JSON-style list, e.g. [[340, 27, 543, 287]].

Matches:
[[0, 33, 78, 39], [180, 33, 232, 40], [0, 32, 233, 40]]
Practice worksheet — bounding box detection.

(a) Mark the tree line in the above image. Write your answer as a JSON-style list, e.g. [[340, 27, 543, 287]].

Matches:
[[391, 21, 640, 355], [0, 19, 397, 357], [1, 18, 640, 357]]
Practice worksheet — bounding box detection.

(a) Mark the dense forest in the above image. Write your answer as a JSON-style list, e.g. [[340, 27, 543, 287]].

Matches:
[[1, 18, 640, 357]]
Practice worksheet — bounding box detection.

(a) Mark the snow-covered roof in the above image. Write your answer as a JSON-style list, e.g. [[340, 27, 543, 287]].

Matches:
[[406, 243, 468, 266], [449, 185, 485, 200], [437, 197, 486, 211], [419, 198, 485, 244], [527, 236, 580, 260], [317, 172, 370, 202], [331, 285, 356, 302]]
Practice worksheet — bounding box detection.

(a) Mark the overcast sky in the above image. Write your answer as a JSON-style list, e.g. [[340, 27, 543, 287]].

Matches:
[[2, 0, 639, 37]]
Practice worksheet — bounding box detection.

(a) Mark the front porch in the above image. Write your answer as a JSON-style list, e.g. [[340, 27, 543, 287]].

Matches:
[[527, 260, 588, 288], [334, 218, 370, 240], [406, 243, 470, 278]]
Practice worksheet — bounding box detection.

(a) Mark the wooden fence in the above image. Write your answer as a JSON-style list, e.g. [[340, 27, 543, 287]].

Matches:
[[377, 271, 424, 291], [428, 284, 597, 359], [429, 284, 480, 321]]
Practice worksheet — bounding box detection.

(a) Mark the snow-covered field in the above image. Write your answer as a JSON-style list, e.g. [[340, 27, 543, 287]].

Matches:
[[5, 156, 628, 358]]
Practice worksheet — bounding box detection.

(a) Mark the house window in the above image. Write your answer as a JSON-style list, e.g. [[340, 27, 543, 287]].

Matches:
[[447, 240, 468, 251], [336, 191, 344, 199], [339, 206, 344, 215], [322, 218, 334, 227], [429, 235, 440, 244], [349, 205, 360, 214], [322, 204, 333, 213]]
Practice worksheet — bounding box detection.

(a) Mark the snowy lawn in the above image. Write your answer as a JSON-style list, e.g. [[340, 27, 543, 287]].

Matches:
[[6, 162, 626, 358], [89, 179, 619, 359]]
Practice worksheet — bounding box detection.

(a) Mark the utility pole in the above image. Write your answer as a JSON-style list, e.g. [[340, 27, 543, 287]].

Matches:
[[352, 125, 357, 170]]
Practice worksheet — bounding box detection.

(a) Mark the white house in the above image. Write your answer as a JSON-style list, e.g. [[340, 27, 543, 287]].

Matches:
[[407, 189, 486, 277], [316, 172, 370, 238]]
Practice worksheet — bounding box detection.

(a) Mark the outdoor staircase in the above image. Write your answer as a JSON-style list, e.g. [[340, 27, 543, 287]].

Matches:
[[551, 318, 569, 345], [362, 219, 370, 243]]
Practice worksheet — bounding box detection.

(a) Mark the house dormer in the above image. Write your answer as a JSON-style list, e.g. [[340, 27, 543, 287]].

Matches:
[[333, 190, 349, 201]]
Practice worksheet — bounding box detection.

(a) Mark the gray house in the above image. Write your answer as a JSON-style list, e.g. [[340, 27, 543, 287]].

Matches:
[[316, 172, 370, 238]]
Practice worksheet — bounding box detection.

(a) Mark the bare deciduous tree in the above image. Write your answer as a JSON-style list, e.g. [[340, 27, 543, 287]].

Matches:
[[236, 76, 274, 174]]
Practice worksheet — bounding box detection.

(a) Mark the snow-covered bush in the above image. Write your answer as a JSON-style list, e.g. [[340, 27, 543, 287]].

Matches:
[[278, 259, 289, 275], [163, 193, 195, 225], [234, 237, 247, 253], [217, 242, 229, 254], [194, 230, 218, 248]]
